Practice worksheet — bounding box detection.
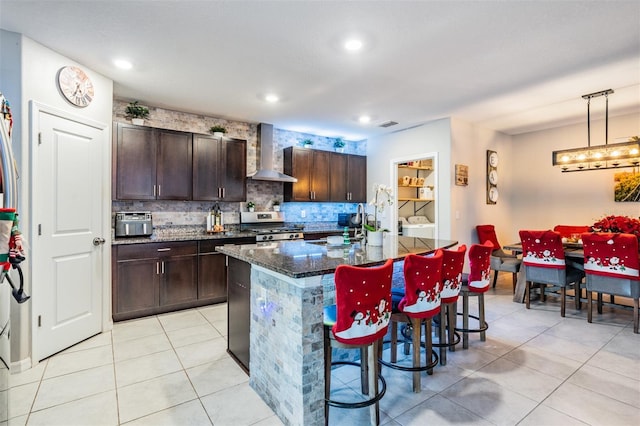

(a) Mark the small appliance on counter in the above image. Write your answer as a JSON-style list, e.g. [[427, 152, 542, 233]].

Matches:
[[115, 212, 153, 237]]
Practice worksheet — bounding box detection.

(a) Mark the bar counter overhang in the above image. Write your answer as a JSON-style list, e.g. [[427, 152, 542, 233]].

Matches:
[[217, 236, 458, 425]]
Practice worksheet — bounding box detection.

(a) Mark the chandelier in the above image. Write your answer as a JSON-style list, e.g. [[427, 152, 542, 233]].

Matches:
[[552, 89, 640, 172]]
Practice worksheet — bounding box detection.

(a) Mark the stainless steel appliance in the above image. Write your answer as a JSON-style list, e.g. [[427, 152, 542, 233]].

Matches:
[[115, 212, 153, 237], [240, 211, 303, 241]]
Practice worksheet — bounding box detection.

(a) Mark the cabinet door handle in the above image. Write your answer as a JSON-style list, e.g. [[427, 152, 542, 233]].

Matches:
[[161, 261, 165, 274], [157, 248, 171, 252], [157, 185, 161, 196], [153, 185, 156, 197], [221, 187, 225, 198], [156, 261, 160, 275]]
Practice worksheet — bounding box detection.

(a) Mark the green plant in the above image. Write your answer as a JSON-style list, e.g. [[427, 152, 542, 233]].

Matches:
[[301, 138, 313, 146], [246, 201, 255, 209], [333, 138, 345, 148], [125, 101, 149, 119], [210, 125, 227, 134]]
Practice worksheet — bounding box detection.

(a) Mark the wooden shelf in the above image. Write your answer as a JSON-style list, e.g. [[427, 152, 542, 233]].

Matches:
[[398, 165, 432, 171], [398, 197, 434, 202], [398, 184, 434, 188]]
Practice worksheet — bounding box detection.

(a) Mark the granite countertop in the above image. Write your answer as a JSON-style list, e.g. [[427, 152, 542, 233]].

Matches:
[[111, 222, 350, 245], [216, 235, 458, 278]]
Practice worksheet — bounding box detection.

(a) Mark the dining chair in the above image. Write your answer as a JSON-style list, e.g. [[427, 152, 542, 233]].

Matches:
[[323, 259, 393, 425], [456, 241, 493, 349], [553, 225, 590, 239], [476, 224, 521, 292], [582, 232, 640, 334], [519, 230, 585, 317], [382, 251, 443, 392]]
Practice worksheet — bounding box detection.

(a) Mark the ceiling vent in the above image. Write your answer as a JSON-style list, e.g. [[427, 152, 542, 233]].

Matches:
[[379, 121, 398, 128]]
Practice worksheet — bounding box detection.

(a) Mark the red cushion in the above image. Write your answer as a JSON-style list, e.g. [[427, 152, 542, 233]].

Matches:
[[476, 225, 501, 251], [467, 241, 493, 292], [399, 251, 443, 318], [332, 259, 394, 345], [519, 230, 565, 269], [440, 245, 467, 304], [582, 233, 640, 280]]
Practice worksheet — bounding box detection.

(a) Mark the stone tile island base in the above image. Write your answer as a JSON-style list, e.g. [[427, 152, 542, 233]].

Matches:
[[249, 265, 326, 425]]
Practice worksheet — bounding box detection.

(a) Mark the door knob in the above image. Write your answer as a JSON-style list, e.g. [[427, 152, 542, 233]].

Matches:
[[93, 237, 106, 246]]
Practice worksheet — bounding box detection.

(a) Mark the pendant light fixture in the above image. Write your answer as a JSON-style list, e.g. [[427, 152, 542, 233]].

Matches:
[[552, 89, 640, 172]]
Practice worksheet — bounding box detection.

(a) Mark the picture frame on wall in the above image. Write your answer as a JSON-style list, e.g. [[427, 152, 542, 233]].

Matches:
[[455, 164, 468, 186], [614, 171, 640, 202]]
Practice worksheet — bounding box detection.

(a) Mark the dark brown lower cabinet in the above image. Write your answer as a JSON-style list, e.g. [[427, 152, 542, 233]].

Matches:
[[198, 240, 230, 302], [113, 237, 253, 321]]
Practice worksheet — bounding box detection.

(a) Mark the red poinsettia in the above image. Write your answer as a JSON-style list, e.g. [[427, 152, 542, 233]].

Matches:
[[591, 215, 640, 237]]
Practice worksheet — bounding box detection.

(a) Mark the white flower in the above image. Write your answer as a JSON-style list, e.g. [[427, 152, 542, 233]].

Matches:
[[368, 183, 394, 231]]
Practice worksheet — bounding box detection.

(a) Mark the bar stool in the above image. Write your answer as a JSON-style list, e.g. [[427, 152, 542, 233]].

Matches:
[[456, 241, 493, 349], [434, 245, 466, 365], [323, 259, 393, 426], [380, 251, 443, 392]]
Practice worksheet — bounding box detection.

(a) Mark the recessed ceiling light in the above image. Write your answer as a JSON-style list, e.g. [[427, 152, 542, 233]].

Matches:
[[344, 39, 363, 51], [114, 59, 132, 70], [358, 115, 371, 124], [265, 94, 279, 103]]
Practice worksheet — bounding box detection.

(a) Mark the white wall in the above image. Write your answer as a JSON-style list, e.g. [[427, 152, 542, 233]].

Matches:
[[511, 112, 640, 240], [1, 31, 113, 365], [367, 118, 452, 238], [450, 117, 515, 248]]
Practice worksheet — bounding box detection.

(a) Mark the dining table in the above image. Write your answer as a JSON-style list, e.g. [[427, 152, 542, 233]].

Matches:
[[503, 241, 585, 303]]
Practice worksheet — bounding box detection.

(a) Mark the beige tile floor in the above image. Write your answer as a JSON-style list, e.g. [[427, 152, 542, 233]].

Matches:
[[4, 275, 639, 425]]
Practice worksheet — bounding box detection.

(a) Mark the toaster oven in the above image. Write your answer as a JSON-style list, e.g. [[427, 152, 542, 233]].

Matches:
[[115, 212, 153, 237]]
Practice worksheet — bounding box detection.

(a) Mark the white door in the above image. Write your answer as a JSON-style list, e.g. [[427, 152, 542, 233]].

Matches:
[[32, 106, 108, 361]]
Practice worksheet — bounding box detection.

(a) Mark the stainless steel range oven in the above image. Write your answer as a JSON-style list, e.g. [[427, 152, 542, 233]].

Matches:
[[240, 211, 304, 241]]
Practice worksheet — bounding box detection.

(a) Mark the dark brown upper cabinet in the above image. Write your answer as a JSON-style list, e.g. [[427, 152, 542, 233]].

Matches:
[[283, 147, 331, 201], [284, 147, 366, 202], [192, 134, 246, 201], [114, 123, 192, 200]]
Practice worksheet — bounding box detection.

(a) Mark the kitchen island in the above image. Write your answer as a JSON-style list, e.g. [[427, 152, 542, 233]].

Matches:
[[217, 235, 457, 425]]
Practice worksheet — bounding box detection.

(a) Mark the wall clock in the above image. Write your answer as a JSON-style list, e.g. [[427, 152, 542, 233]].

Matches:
[[57, 66, 94, 107], [486, 150, 499, 204]]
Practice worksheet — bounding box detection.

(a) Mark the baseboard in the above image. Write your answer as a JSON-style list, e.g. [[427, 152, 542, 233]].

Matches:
[[10, 356, 31, 373]]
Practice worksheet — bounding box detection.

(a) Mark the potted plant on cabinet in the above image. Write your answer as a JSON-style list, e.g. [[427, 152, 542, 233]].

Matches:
[[247, 201, 255, 212], [301, 139, 313, 149], [272, 200, 281, 212], [125, 101, 149, 125], [210, 125, 227, 138], [333, 137, 346, 153]]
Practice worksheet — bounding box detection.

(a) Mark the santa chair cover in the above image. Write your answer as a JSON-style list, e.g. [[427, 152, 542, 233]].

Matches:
[[467, 241, 494, 292], [398, 251, 443, 318], [332, 259, 393, 345], [440, 245, 467, 304], [582, 232, 640, 280], [520, 230, 566, 269], [476, 225, 501, 251], [553, 225, 590, 239]]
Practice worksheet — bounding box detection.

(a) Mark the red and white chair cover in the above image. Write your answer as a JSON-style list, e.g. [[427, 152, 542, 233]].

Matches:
[[582, 232, 640, 333]]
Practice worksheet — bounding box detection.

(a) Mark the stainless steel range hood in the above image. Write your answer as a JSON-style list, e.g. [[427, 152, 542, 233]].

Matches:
[[249, 123, 298, 183]]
